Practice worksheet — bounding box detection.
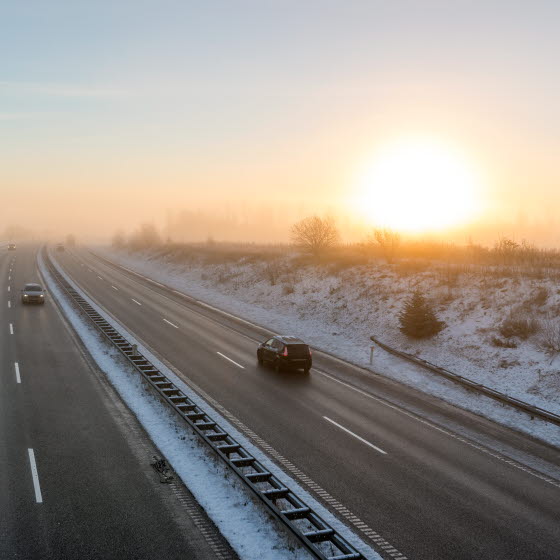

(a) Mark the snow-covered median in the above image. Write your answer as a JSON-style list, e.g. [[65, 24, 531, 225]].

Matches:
[[95, 246, 560, 447], [39, 250, 380, 560]]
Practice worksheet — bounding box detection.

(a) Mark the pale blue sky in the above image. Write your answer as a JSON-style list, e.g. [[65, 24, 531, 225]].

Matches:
[[1, 1, 559, 240]]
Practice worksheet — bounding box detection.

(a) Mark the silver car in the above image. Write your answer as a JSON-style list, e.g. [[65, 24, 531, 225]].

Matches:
[[21, 283, 46, 304]]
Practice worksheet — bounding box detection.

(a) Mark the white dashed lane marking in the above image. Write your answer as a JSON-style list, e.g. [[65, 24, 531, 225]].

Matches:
[[131, 299, 142, 306], [317, 369, 560, 488], [111, 285, 119, 291], [14, 362, 21, 384], [216, 352, 245, 369], [28, 449, 43, 503], [9, 323, 14, 335], [323, 416, 387, 455], [163, 318, 179, 329]]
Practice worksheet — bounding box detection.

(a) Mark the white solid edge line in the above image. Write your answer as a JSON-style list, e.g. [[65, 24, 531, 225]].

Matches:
[[216, 351, 245, 369], [28, 449, 43, 503], [111, 285, 119, 291], [323, 416, 387, 455], [131, 298, 142, 306], [163, 318, 179, 329], [9, 323, 14, 335], [14, 362, 21, 383]]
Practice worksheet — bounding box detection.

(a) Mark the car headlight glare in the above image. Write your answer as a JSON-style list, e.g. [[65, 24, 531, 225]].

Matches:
[[40, 294, 44, 298], [23, 294, 28, 297]]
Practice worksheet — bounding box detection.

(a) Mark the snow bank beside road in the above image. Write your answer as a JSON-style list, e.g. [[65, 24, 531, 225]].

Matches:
[[96, 247, 560, 447]]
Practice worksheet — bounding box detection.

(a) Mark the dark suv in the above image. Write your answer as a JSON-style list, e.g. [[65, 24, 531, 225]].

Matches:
[[257, 336, 312, 373]]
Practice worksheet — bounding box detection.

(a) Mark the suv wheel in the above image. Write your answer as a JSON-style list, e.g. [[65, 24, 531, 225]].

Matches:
[[257, 351, 264, 365]]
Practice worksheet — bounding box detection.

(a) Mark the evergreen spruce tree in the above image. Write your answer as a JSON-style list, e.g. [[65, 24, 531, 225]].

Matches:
[[399, 290, 445, 339]]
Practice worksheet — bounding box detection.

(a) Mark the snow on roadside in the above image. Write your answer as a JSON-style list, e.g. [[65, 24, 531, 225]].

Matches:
[[38, 250, 380, 560], [95, 246, 560, 448]]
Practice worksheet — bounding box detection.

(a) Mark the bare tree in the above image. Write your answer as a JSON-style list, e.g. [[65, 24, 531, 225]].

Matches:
[[111, 229, 127, 249], [493, 236, 519, 265], [290, 216, 339, 255], [128, 223, 162, 251], [368, 228, 401, 263]]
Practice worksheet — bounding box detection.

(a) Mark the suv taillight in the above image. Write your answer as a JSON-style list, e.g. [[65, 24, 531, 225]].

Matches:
[[281, 346, 288, 357]]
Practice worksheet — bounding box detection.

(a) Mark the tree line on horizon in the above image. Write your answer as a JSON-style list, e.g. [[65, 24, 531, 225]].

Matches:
[[112, 216, 560, 269]]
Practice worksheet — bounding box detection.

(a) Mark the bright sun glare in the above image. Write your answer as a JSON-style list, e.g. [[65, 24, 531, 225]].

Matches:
[[355, 138, 481, 233]]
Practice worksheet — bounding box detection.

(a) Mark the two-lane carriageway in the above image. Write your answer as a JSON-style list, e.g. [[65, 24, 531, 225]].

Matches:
[[0, 244, 234, 559]]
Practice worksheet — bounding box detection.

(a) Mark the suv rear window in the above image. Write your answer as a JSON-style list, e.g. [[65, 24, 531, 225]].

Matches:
[[286, 344, 309, 357]]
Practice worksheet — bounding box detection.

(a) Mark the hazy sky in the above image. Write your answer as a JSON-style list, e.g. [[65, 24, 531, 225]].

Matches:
[[1, 1, 559, 243]]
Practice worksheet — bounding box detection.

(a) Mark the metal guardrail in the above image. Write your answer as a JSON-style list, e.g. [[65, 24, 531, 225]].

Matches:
[[45, 250, 364, 560], [370, 336, 560, 427]]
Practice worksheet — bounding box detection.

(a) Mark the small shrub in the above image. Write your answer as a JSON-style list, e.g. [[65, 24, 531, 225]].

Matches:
[[263, 261, 282, 286], [530, 286, 549, 307], [538, 318, 560, 355], [491, 336, 518, 349], [282, 283, 295, 295], [498, 309, 540, 340], [399, 290, 445, 339]]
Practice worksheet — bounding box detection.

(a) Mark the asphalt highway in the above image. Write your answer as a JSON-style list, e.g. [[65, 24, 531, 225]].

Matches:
[[0, 245, 235, 559], [52, 245, 560, 560]]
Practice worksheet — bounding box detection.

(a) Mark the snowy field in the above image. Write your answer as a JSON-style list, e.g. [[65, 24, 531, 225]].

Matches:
[[94, 246, 560, 448]]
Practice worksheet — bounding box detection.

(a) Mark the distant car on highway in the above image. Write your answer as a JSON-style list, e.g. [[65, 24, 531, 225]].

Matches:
[[21, 283, 46, 305], [8, 243, 16, 250], [56, 243, 65, 252], [257, 335, 312, 373]]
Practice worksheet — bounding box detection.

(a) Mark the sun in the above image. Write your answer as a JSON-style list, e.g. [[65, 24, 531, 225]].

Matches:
[[353, 137, 481, 233]]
